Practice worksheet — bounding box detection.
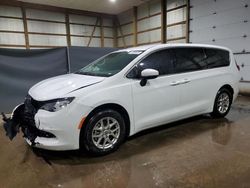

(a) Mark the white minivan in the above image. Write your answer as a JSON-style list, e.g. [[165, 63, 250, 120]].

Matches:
[[2, 44, 240, 155]]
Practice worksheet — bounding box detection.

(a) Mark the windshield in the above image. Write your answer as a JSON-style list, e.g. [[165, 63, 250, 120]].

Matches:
[[75, 51, 143, 77]]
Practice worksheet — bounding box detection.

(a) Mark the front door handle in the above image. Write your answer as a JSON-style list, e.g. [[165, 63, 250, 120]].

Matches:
[[170, 79, 190, 86]]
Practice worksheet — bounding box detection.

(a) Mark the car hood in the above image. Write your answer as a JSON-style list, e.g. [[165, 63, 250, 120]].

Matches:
[[29, 73, 105, 101]]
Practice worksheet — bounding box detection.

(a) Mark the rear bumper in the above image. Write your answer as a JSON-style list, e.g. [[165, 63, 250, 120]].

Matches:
[[232, 83, 240, 102]]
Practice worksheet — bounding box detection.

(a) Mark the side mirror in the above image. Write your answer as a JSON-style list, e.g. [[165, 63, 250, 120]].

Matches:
[[140, 69, 159, 86]]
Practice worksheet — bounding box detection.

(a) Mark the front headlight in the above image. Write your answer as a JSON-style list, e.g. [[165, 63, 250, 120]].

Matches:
[[40, 97, 75, 112]]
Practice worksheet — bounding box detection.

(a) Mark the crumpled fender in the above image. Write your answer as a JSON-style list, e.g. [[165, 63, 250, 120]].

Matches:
[[2, 102, 55, 146], [1, 104, 25, 140]]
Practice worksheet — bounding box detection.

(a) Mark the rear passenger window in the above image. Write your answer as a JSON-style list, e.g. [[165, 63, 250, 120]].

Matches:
[[173, 48, 207, 73], [205, 49, 230, 68]]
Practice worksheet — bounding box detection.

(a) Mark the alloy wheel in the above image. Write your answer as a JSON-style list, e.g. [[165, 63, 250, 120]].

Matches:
[[217, 92, 230, 114], [92, 117, 120, 150]]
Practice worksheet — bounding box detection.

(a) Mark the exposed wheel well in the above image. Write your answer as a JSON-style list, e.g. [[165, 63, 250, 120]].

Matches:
[[80, 103, 131, 138]]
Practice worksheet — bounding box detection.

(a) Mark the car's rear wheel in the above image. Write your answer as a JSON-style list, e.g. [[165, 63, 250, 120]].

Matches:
[[211, 88, 233, 118], [81, 109, 126, 156]]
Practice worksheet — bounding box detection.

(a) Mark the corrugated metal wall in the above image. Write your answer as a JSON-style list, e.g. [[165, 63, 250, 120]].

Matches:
[[167, 0, 187, 43], [189, 0, 250, 93], [137, 0, 161, 45], [0, 6, 26, 48], [0, 5, 115, 49], [0, 1, 190, 49], [117, 9, 134, 47], [116, 0, 189, 47]]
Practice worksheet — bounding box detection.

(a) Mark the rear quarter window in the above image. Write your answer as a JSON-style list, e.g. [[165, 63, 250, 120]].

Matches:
[[205, 49, 230, 68]]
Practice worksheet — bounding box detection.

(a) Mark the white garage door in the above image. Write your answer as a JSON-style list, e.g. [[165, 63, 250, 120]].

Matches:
[[189, 0, 250, 92]]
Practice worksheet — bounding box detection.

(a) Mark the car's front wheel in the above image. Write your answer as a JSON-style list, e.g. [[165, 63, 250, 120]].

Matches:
[[81, 109, 126, 156]]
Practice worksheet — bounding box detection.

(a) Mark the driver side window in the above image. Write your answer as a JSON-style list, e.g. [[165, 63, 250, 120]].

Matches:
[[127, 49, 174, 78]]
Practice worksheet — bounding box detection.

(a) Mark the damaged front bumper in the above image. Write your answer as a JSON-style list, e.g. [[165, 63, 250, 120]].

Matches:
[[2, 95, 91, 151], [1, 100, 55, 146]]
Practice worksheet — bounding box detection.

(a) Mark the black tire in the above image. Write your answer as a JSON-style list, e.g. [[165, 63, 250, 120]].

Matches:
[[211, 88, 233, 118], [80, 109, 126, 156]]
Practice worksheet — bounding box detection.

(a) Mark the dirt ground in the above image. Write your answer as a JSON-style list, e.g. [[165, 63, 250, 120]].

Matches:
[[0, 96, 250, 188]]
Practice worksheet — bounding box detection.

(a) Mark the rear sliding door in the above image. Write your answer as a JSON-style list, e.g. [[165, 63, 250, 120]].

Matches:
[[172, 47, 215, 116], [172, 47, 231, 117]]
